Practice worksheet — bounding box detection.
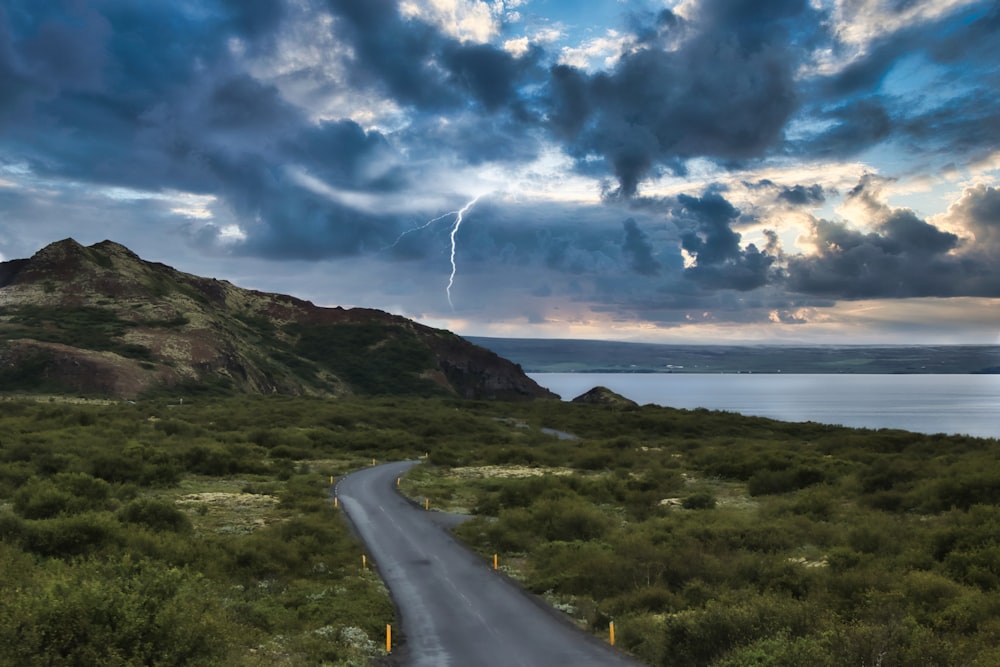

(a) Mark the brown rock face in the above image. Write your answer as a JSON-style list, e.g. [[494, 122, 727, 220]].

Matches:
[[0, 239, 557, 401]]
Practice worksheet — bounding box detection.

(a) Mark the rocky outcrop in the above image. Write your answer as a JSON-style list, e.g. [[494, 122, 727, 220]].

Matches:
[[0, 239, 557, 401], [571, 386, 638, 407]]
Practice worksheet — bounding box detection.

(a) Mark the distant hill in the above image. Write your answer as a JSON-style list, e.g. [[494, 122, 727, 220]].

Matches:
[[467, 337, 1000, 375], [0, 239, 556, 400]]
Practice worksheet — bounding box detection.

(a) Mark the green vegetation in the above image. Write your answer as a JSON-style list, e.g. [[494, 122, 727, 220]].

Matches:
[[398, 401, 1000, 666], [1, 394, 998, 665], [0, 306, 152, 360], [288, 322, 444, 395], [0, 396, 424, 666]]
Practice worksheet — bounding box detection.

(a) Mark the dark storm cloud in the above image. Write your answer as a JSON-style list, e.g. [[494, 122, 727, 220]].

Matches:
[[548, 0, 817, 196], [0, 0, 554, 264], [677, 193, 742, 265], [442, 42, 539, 114], [2, 1, 251, 182], [946, 184, 1000, 257], [777, 184, 826, 207], [804, 98, 892, 158], [2, 0, 998, 316], [285, 120, 395, 185], [880, 209, 959, 256], [323, 0, 539, 115], [795, 3, 1000, 163], [621, 218, 659, 275], [321, 0, 454, 109], [845, 174, 959, 256], [787, 218, 960, 298], [218, 0, 288, 43], [319, 0, 545, 167], [786, 178, 1000, 299], [898, 89, 1000, 162], [0, 0, 423, 260], [823, 2, 998, 100], [0, 2, 111, 122], [398, 112, 541, 166], [673, 192, 780, 291]]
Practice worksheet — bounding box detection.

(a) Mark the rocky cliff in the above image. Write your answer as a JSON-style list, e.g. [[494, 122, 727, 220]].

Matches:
[[0, 239, 557, 401]]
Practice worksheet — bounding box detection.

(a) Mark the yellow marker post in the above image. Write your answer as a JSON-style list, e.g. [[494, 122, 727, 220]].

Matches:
[[371, 458, 376, 466], [362, 554, 367, 570], [386, 624, 392, 653], [396, 477, 401, 487], [333, 496, 339, 509], [493, 554, 498, 570], [424, 498, 429, 511], [609, 621, 615, 646]]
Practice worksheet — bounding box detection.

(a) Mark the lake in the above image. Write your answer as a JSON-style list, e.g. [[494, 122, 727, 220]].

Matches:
[[529, 373, 1000, 439]]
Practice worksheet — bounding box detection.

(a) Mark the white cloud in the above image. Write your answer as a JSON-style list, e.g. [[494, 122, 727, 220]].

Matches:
[[285, 166, 456, 214], [503, 36, 530, 57], [218, 224, 247, 243], [400, 0, 499, 43], [803, 0, 982, 77], [504, 27, 562, 56], [533, 27, 563, 44], [237, 1, 406, 131], [557, 30, 627, 71], [825, 0, 980, 48]]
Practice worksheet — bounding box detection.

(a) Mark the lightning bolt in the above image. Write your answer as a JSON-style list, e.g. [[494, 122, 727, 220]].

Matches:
[[381, 210, 457, 252], [380, 195, 483, 309], [446, 195, 480, 310]]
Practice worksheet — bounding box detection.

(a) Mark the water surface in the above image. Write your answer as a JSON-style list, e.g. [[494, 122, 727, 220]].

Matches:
[[530, 373, 999, 438]]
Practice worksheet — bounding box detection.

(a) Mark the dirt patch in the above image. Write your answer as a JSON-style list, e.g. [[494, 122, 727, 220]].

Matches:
[[176, 492, 281, 534], [448, 465, 578, 479], [176, 492, 280, 507]]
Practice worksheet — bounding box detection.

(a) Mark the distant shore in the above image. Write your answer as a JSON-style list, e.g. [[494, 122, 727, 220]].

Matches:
[[468, 338, 1000, 375]]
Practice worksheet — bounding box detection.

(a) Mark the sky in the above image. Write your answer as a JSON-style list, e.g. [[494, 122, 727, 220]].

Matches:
[[1, 0, 998, 344]]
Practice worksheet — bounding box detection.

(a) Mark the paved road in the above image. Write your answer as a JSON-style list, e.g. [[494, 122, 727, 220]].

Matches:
[[336, 461, 645, 667]]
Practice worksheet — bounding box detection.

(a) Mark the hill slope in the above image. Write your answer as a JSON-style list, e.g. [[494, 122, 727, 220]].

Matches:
[[0, 239, 555, 400]]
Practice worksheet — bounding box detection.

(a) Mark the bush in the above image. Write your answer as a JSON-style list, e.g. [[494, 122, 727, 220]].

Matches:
[[682, 492, 717, 510], [13, 480, 74, 519], [532, 496, 611, 542], [529, 540, 618, 597], [0, 557, 233, 666], [661, 593, 817, 667], [22, 513, 123, 557], [118, 499, 191, 533], [748, 465, 825, 496]]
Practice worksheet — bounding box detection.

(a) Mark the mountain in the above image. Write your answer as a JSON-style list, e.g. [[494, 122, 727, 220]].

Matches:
[[0, 239, 557, 401]]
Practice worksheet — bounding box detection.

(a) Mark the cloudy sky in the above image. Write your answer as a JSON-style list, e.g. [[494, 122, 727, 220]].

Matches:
[[1, 0, 998, 344]]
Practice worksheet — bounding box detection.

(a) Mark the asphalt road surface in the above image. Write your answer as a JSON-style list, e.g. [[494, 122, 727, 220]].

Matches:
[[336, 461, 645, 667]]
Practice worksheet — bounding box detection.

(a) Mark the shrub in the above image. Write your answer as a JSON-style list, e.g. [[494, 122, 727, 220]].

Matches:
[[530, 539, 620, 598], [532, 496, 611, 542], [22, 513, 123, 557], [661, 593, 818, 667], [0, 557, 234, 666], [748, 465, 825, 496], [682, 492, 717, 510], [13, 480, 74, 519], [118, 499, 191, 533]]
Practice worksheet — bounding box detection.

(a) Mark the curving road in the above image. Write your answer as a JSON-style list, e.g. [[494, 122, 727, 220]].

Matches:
[[336, 461, 645, 667]]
